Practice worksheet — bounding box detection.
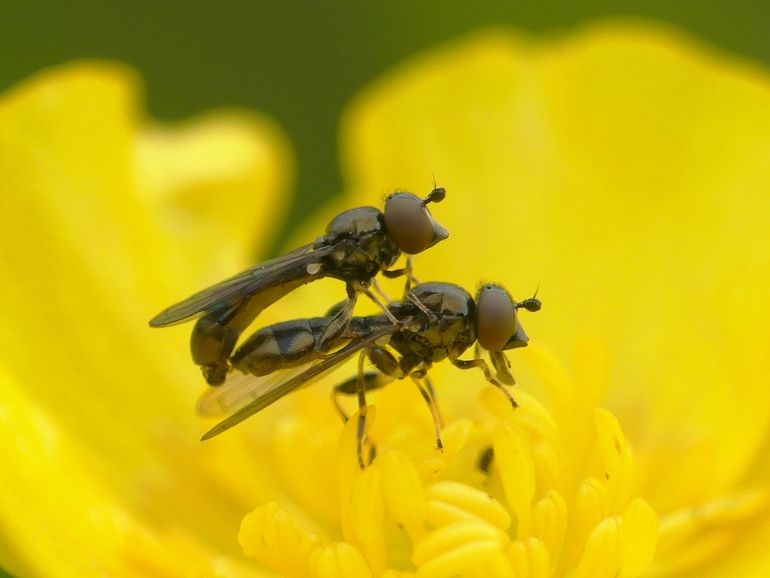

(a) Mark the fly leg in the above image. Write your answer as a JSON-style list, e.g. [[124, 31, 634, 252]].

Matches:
[[331, 371, 394, 422], [380, 259, 435, 323], [402, 255, 423, 295], [349, 279, 400, 325], [381, 255, 422, 295], [406, 291, 438, 323], [389, 255, 435, 322], [423, 374, 445, 428], [382, 256, 422, 293], [314, 284, 357, 353], [371, 277, 393, 304], [355, 350, 371, 469], [410, 370, 444, 451], [451, 357, 519, 409], [361, 287, 400, 325]]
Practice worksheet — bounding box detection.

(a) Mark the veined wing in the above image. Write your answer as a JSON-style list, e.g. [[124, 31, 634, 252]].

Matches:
[[197, 363, 329, 417], [149, 243, 335, 326], [200, 322, 406, 441]]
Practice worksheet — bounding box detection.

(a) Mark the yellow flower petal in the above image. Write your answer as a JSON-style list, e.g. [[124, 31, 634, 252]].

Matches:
[[654, 487, 768, 576], [0, 364, 263, 578], [0, 364, 131, 577], [136, 109, 293, 284], [0, 61, 292, 575], [678, 509, 770, 578], [0, 61, 197, 507], [0, 61, 291, 472]]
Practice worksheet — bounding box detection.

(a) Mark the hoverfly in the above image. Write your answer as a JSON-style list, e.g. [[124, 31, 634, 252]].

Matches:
[[149, 188, 448, 386], [198, 281, 541, 468]]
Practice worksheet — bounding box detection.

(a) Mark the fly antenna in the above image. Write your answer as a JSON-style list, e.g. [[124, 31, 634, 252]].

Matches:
[[424, 175, 445, 205], [516, 284, 542, 312]]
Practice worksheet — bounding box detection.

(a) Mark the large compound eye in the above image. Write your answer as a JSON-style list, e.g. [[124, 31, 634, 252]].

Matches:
[[384, 192, 449, 254], [476, 285, 518, 351]]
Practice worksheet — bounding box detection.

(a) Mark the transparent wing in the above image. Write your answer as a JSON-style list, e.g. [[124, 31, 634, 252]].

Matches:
[[149, 243, 336, 326], [200, 322, 406, 440], [197, 363, 329, 417]]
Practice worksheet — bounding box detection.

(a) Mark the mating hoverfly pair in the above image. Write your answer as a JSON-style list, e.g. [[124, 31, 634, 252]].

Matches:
[[150, 188, 540, 468]]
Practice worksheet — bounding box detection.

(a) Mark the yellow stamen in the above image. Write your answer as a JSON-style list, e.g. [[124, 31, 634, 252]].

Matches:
[[532, 490, 567, 562], [238, 502, 320, 578], [416, 539, 503, 578], [412, 519, 508, 566], [619, 498, 659, 578], [594, 407, 635, 512], [379, 450, 426, 542], [507, 537, 552, 578], [313, 542, 372, 578], [346, 462, 387, 574], [493, 423, 535, 537], [425, 481, 511, 530], [572, 516, 621, 578]]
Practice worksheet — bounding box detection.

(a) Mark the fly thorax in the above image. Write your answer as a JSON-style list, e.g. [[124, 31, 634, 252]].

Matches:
[[325, 234, 398, 281], [325, 206, 382, 238]]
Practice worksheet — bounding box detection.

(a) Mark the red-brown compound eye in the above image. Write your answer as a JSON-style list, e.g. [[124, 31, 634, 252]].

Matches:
[[384, 192, 449, 255], [476, 285, 518, 351]]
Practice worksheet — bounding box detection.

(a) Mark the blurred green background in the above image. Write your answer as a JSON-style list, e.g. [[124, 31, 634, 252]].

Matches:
[[1, 1, 767, 247]]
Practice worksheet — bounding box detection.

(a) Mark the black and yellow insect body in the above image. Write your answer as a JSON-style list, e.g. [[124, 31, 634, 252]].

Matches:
[[198, 281, 541, 468]]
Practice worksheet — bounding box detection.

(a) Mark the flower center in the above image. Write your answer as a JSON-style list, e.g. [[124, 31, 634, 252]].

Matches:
[[236, 344, 661, 577]]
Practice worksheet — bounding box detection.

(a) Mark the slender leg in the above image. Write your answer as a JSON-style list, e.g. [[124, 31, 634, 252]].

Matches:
[[378, 265, 435, 323], [407, 292, 438, 323], [371, 277, 393, 304], [403, 255, 414, 295], [423, 374, 445, 428], [355, 350, 369, 469], [315, 284, 357, 353], [382, 256, 422, 296], [411, 374, 444, 450], [452, 357, 518, 409], [362, 288, 400, 324], [331, 371, 394, 423], [380, 267, 409, 279], [331, 388, 349, 423], [403, 255, 424, 296]]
